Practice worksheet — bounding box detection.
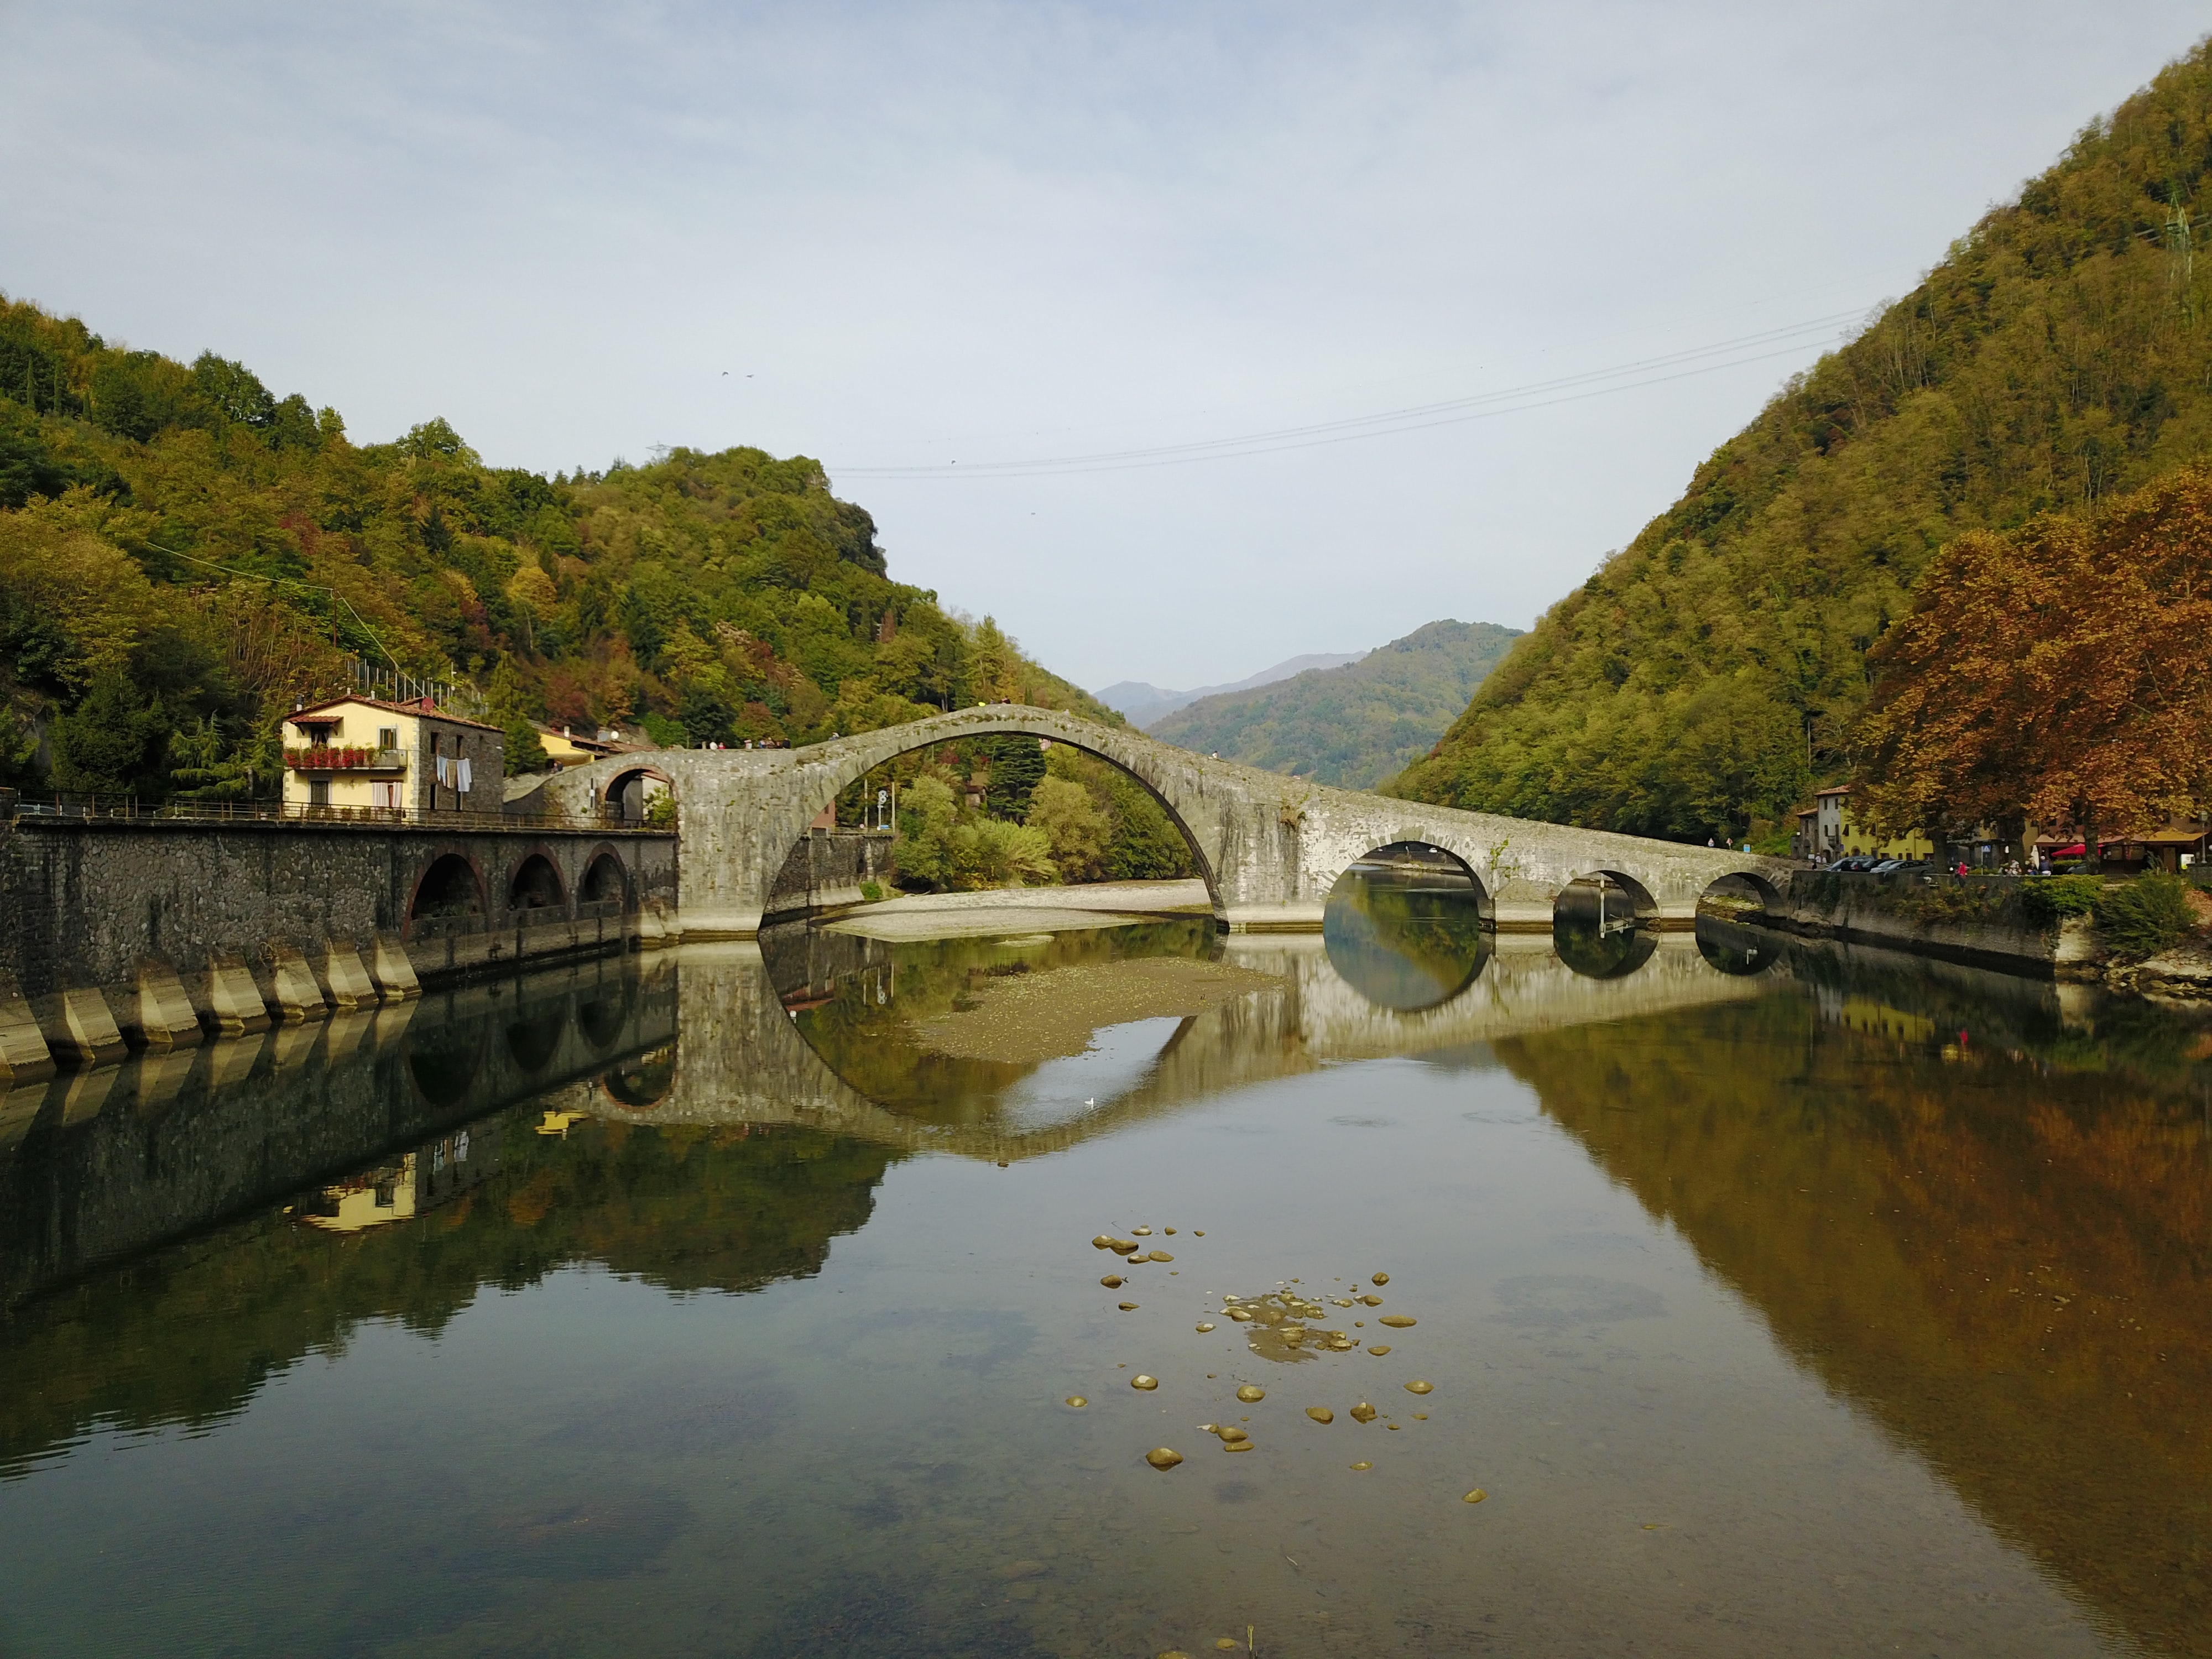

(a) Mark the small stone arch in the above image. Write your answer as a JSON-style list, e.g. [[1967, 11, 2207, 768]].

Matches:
[[508, 851, 566, 912], [1553, 869, 1660, 980], [1556, 868, 1659, 930], [580, 849, 634, 910], [408, 852, 485, 928], [505, 1009, 566, 1072], [1697, 869, 1781, 919], [1322, 840, 1494, 1011], [405, 1026, 486, 1108], [604, 766, 674, 825], [599, 1044, 676, 1110]]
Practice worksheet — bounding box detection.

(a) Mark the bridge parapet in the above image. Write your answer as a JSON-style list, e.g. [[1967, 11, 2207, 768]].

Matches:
[[541, 708, 1796, 937]]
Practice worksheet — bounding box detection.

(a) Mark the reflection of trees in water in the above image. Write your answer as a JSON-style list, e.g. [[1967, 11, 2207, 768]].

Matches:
[[1692, 915, 1781, 977], [1322, 867, 1490, 1011], [1496, 990, 2212, 1656], [786, 920, 1217, 1124], [1549, 913, 1658, 979], [0, 1114, 896, 1476]]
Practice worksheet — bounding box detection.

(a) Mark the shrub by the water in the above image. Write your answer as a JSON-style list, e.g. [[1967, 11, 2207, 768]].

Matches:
[[2020, 875, 2104, 928], [2094, 872, 2197, 959]]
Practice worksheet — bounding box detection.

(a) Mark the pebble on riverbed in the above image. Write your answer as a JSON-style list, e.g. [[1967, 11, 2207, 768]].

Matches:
[[1101, 1275, 1124, 1288], [1145, 1448, 1183, 1470], [1372, 1272, 1390, 1286], [1235, 1384, 1265, 1402], [1349, 1401, 1378, 1423], [1133, 1374, 1159, 1390], [1306, 1407, 1334, 1424], [1066, 1396, 1088, 1407], [1405, 1380, 1433, 1395], [1378, 1314, 1416, 1328]]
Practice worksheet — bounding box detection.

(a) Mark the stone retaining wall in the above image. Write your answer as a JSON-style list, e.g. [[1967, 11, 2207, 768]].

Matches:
[[0, 817, 678, 1083], [763, 828, 896, 922]]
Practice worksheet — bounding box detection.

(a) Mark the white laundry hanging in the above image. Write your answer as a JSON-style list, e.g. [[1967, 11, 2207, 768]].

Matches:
[[457, 757, 472, 794]]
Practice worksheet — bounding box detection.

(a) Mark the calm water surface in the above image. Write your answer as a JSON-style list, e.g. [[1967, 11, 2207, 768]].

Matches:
[[1, 885, 2208, 1657]]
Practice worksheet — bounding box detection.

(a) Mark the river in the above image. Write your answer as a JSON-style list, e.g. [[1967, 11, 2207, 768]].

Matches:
[[0, 872, 2206, 1657]]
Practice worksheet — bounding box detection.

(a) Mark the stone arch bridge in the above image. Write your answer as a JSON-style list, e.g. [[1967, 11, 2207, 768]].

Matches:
[[542, 707, 1794, 937]]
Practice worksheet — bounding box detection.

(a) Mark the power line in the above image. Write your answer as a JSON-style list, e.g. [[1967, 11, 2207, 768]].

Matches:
[[833, 307, 1868, 480]]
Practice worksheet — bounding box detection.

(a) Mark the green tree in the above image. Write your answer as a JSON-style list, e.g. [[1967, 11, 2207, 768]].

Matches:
[[1026, 773, 1110, 880], [51, 667, 166, 793]]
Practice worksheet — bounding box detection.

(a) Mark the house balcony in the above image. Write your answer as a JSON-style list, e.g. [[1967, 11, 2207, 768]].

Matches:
[[286, 746, 409, 774]]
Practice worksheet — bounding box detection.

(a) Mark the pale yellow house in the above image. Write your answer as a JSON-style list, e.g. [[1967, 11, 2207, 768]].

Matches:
[[283, 696, 504, 816], [1793, 785, 1936, 863]]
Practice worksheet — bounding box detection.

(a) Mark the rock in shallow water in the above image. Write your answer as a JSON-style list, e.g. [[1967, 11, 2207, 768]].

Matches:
[[1306, 1407, 1334, 1424], [1146, 1447, 1184, 1470], [1379, 1314, 1416, 1328], [1349, 1401, 1378, 1424], [1235, 1384, 1265, 1402], [1132, 1374, 1159, 1390]]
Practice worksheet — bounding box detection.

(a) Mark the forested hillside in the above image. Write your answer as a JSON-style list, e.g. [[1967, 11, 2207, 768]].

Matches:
[[0, 295, 1107, 799], [1391, 39, 2212, 846], [1152, 619, 1519, 788]]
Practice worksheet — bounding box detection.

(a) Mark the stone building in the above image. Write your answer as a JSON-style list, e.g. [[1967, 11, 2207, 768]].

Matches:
[[282, 696, 504, 816]]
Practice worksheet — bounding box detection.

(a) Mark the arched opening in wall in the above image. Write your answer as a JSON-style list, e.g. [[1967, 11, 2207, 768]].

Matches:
[[604, 768, 673, 827], [1553, 870, 1660, 979], [509, 853, 565, 912], [409, 853, 484, 925], [580, 852, 634, 910], [761, 730, 1218, 933], [405, 1028, 487, 1109], [1693, 872, 1783, 977], [1321, 842, 1493, 1011], [1697, 871, 1780, 921], [506, 1009, 566, 1072], [599, 1043, 676, 1110], [578, 980, 637, 1051]]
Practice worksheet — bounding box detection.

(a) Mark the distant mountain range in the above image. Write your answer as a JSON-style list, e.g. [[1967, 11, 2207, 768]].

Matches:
[[1096, 652, 1365, 730], [1146, 620, 1522, 790]]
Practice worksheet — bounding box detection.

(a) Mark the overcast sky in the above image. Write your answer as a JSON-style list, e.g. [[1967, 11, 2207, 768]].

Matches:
[[2, 3, 2206, 692]]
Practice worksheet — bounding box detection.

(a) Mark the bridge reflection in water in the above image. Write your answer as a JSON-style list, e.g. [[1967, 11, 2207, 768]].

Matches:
[[3, 916, 2211, 1656]]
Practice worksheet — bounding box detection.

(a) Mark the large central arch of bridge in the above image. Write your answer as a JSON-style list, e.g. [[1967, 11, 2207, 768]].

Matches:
[[542, 706, 1794, 937]]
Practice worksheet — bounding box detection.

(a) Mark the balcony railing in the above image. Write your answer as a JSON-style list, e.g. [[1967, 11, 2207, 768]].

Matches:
[[286, 745, 409, 773]]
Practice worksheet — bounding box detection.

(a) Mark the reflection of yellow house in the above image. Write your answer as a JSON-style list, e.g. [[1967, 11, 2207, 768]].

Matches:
[[1794, 785, 1934, 863], [303, 1120, 502, 1231], [1833, 997, 1936, 1044]]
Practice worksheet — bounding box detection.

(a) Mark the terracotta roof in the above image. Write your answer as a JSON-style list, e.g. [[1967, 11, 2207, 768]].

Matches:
[[1813, 784, 1851, 798], [289, 695, 503, 733]]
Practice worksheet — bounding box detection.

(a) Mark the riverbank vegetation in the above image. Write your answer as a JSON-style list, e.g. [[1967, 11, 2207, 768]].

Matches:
[[1391, 40, 2212, 846], [876, 739, 1195, 893], [1855, 467, 2212, 852], [0, 295, 1106, 799]]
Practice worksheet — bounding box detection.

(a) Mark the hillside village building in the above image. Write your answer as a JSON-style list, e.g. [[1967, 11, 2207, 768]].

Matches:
[[282, 696, 504, 816], [1793, 785, 1935, 863]]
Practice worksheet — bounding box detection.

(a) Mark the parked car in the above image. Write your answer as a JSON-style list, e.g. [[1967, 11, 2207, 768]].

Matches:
[[1828, 855, 1879, 872], [1868, 858, 1912, 874]]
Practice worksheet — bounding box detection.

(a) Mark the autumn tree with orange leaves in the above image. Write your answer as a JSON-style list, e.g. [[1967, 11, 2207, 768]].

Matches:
[[1856, 468, 2212, 859]]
